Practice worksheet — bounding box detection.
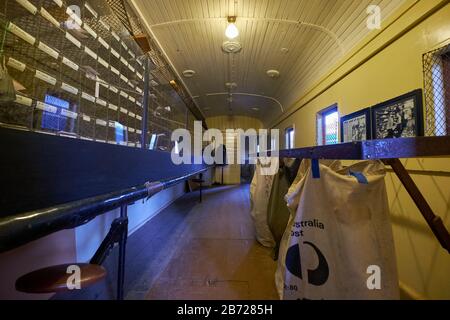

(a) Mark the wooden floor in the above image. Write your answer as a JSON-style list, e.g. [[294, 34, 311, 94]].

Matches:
[[142, 184, 279, 300], [56, 184, 279, 300]]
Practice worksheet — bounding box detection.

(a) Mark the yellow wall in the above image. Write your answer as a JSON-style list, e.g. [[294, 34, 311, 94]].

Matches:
[[207, 115, 263, 131], [272, 0, 450, 299], [207, 116, 263, 184]]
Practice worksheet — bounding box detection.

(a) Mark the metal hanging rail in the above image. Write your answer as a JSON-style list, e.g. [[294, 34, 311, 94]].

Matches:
[[276, 136, 450, 160], [267, 135, 450, 253]]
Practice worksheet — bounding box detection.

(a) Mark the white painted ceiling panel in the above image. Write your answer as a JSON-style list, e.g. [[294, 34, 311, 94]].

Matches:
[[132, 0, 405, 123]]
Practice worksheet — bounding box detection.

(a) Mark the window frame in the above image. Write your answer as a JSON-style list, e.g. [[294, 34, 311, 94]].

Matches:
[[317, 104, 339, 146], [423, 43, 450, 136], [285, 126, 295, 150], [442, 52, 450, 134]]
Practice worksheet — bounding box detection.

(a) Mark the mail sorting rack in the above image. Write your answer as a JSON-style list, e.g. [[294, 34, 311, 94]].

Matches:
[[269, 136, 450, 254], [147, 83, 192, 151], [0, 0, 147, 147], [0, 125, 213, 299]]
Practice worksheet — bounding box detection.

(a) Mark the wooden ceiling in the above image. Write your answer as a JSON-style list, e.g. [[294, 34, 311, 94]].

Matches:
[[130, 0, 405, 124]]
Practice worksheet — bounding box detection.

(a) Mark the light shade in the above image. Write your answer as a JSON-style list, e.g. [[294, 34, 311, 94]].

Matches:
[[225, 23, 239, 39]]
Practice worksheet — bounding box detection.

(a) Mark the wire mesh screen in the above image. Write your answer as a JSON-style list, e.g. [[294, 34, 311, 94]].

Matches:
[[0, 0, 197, 151], [0, 0, 146, 147], [324, 110, 339, 145], [423, 43, 450, 137], [316, 106, 339, 146], [146, 82, 189, 151]]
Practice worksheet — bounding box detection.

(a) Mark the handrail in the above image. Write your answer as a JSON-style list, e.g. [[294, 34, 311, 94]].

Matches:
[[0, 167, 210, 253]]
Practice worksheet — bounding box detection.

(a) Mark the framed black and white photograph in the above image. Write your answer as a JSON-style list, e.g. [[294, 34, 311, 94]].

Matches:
[[371, 89, 424, 139], [340, 108, 371, 143]]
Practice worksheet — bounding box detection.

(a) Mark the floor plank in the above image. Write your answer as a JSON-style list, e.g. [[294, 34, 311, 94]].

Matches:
[[144, 185, 279, 300]]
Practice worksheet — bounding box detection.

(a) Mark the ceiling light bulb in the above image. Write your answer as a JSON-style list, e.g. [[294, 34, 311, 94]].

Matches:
[[225, 22, 239, 39]]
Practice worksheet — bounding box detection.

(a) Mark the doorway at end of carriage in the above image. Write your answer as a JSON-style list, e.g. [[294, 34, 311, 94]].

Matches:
[[170, 121, 280, 176]]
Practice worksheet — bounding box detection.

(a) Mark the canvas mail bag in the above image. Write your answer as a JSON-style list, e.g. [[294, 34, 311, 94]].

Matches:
[[250, 157, 278, 248], [276, 160, 399, 300], [267, 158, 301, 258]]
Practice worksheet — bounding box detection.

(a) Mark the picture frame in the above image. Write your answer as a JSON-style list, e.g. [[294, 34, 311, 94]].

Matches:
[[340, 108, 372, 143], [371, 89, 424, 140]]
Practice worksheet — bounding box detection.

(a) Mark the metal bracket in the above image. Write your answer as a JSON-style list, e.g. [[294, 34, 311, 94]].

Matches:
[[383, 158, 450, 253], [89, 205, 129, 300]]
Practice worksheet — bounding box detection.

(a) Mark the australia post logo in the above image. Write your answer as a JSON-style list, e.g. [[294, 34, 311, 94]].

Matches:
[[285, 219, 329, 286], [285, 241, 329, 286], [285, 219, 383, 292]]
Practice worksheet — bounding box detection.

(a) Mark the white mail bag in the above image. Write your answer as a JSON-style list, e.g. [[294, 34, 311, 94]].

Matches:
[[276, 160, 399, 300], [250, 157, 278, 248]]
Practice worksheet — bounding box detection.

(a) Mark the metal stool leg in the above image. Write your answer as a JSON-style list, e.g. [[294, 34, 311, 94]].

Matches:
[[117, 205, 128, 300]]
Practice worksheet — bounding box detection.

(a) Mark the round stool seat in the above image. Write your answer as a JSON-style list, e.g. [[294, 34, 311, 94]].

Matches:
[[16, 263, 107, 294]]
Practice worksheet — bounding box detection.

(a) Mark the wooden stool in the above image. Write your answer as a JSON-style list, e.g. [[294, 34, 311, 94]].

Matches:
[[16, 263, 106, 294]]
